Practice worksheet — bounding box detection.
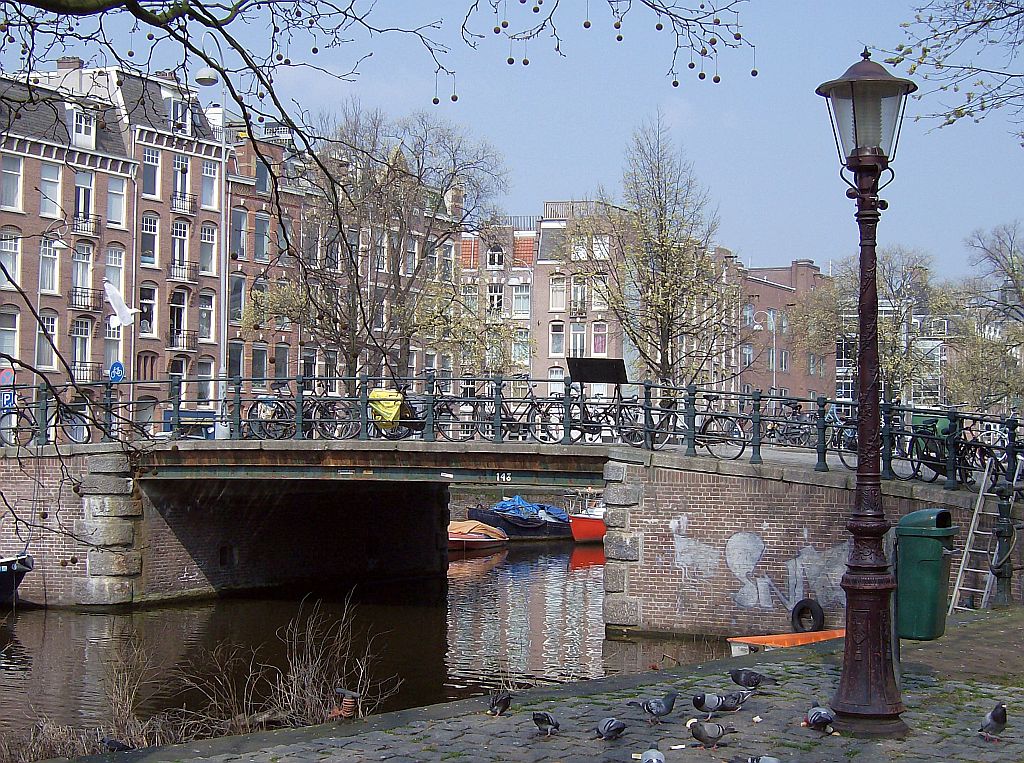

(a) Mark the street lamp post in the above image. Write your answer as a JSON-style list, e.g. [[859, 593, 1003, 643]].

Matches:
[[751, 309, 777, 394], [816, 49, 916, 736]]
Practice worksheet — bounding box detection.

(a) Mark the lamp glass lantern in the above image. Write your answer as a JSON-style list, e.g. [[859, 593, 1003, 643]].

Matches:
[[816, 49, 917, 163]]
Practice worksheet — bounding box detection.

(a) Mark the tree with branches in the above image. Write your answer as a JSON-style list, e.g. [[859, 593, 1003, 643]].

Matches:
[[888, 1, 1024, 142], [561, 113, 741, 387]]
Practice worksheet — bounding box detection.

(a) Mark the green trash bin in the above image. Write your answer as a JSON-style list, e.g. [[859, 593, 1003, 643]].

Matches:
[[896, 508, 958, 640]]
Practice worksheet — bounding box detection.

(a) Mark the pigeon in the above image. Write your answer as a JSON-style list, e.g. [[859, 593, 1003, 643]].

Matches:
[[640, 743, 665, 763], [487, 690, 512, 716], [728, 668, 778, 690], [532, 711, 559, 736], [595, 717, 627, 740], [728, 757, 781, 763], [693, 690, 755, 717], [979, 702, 1008, 742], [103, 279, 141, 329], [686, 718, 737, 749], [803, 704, 835, 733], [627, 690, 679, 724], [101, 737, 132, 753]]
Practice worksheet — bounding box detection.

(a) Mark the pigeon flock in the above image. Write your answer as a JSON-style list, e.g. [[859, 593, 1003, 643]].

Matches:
[[482, 667, 1011, 757]]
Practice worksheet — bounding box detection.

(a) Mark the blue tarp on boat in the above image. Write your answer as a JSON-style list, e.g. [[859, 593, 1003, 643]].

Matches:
[[491, 495, 569, 523]]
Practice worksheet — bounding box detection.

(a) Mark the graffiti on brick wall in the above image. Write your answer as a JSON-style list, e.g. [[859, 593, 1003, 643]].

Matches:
[[726, 530, 847, 610], [669, 515, 847, 612]]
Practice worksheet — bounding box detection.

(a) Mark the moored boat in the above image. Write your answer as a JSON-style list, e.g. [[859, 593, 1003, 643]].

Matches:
[[0, 554, 33, 605], [468, 498, 571, 541], [565, 488, 606, 543], [727, 628, 846, 657], [448, 520, 509, 553]]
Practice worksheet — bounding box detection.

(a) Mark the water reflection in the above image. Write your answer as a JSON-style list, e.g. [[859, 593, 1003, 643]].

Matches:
[[0, 542, 728, 733]]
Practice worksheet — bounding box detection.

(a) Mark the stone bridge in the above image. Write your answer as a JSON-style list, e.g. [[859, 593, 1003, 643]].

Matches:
[[0, 441, 995, 636]]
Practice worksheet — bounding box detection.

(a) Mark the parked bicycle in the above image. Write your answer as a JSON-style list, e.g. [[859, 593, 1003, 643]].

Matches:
[[764, 401, 813, 447], [364, 377, 478, 442], [825, 404, 858, 470], [618, 387, 746, 459], [0, 390, 93, 446]]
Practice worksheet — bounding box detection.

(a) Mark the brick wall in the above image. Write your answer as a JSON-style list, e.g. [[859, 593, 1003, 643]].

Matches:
[[603, 450, 1002, 638]]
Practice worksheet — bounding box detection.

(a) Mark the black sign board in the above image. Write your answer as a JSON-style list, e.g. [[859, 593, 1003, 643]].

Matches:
[[566, 358, 629, 385]]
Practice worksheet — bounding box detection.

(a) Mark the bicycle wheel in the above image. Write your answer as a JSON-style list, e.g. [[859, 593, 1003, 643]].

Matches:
[[889, 434, 918, 480], [0, 411, 34, 447], [836, 424, 858, 470], [60, 407, 92, 444], [702, 415, 746, 460], [436, 400, 476, 442], [529, 402, 568, 444], [615, 403, 645, 447], [909, 435, 941, 482], [650, 410, 678, 450]]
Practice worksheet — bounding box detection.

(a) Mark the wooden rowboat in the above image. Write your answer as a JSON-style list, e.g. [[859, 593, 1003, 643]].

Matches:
[[727, 628, 846, 657], [448, 520, 508, 553]]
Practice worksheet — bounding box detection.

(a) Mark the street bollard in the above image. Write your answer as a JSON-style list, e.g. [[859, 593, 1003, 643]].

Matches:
[[749, 391, 763, 464], [815, 396, 829, 472]]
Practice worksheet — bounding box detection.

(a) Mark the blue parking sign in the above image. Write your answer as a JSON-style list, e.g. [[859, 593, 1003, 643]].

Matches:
[[0, 389, 13, 414], [109, 361, 125, 384]]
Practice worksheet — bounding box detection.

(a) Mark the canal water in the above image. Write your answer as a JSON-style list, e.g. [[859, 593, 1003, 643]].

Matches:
[[0, 542, 727, 732]]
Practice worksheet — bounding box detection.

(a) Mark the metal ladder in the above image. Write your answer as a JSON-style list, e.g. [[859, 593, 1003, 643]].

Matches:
[[948, 457, 1020, 614]]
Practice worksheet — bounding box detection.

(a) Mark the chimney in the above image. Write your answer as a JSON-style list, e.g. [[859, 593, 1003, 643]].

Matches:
[[56, 56, 83, 71], [154, 69, 179, 82]]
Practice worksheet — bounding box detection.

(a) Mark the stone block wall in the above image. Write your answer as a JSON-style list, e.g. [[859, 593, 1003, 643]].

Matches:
[[603, 450, 992, 638]]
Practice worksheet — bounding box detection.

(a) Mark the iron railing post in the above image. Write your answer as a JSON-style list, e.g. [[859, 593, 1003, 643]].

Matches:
[[749, 391, 763, 464], [684, 383, 697, 457], [815, 395, 829, 472], [643, 381, 653, 451], [358, 374, 369, 440], [561, 377, 574, 445], [102, 381, 114, 443], [424, 370, 436, 443], [1005, 416, 1019, 481], [944, 410, 960, 491], [231, 377, 242, 439], [880, 399, 894, 480], [293, 375, 305, 440], [492, 375, 504, 444], [35, 384, 49, 446], [169, 377, 182, 439]]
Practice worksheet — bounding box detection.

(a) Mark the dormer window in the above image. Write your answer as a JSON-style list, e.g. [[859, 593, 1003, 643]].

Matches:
[[170, 99, 191, 135], [72, 110, 95, 149]]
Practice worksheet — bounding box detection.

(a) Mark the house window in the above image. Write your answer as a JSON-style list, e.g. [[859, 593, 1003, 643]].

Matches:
[[570, 276, 587, 315], [462, 285, 478, 316], [570, 323, 586, 358], [142, 147, 160, 196], [172, 155, 189, 202], [741, 344, 754, 368], [487, 283, 503, 315], [171, 220, 189, 266], [836, 338, 856, 369], [487, 244, 504, 268], [766, 347, 776, 371], [227, 341, 243, 380], [780, 349, 790, 372], [136, 354, 157, 382], [36, 312, 56, 368], [198, 292, 214, 340], [809, 353, 817, 377], [229, 274, 245, 322], [253, 157, 271, 192], [140, 214, 159, 265], [548, 365, 565, 396], [196, 359, 214, 406], [0, 309, 16, 362], [169, 289, 187, 344], [0, 228, 19, 288], [71, 242, 93, 291], [254, 215, 270, 262], [74, 170, 93, 219], [230, 208, 247, 259], [549, 275, 566, 311], [39, 162, 61, 218], [424, 240, 438, 276], [593, 322, 608, 356], [274, 344, 289, 379], [512, 284, 530, 318], [836, 379, 854, 401], [549, 322, 565, 357], [170, 99, 191, 134], [441, 243, 455, 281], [301, 347, 318, 381], [375, 234, 387, 272], [742, 303, 755, 327], [593, 235, 610, 260], [404, 236, 416, 275], [72, 111, 95, 149], [251, 345, 268, 388], [512, 328, 530, 365], [106, 176, 126, 226], [105, 246, 124, 291], [0, 156, 20, 210], [201, 160, 218, 208], [591, 275, 609, 311], [138, 285, 157, 335], [104, 324, 121, 371], [70, 317, 92, 376], [39, 239, 59, 292], [199, 224, 217, 274]]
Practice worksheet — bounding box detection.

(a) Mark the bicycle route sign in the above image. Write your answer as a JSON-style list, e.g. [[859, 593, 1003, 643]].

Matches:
[[108, 361, 125, 384]]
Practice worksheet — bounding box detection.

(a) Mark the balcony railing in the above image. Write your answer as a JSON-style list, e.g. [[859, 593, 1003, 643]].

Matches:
[[170, 192, 197, 215], [68, 287, 103, 311], [168, 260, 199, 282], [71, 214, 100, 236], [70, 361, 102, 383], [167, 329, 198, 351]]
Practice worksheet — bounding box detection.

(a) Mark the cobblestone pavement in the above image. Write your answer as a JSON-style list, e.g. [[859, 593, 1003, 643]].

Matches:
[[88, 609, 1024, 763]]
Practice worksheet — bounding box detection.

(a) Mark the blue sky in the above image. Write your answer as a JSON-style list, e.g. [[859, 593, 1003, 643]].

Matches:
[[270, 1, 1020, 280]]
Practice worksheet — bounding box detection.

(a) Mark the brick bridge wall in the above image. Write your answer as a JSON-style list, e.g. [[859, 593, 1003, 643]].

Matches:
[[601, 448, 1008, 638]]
